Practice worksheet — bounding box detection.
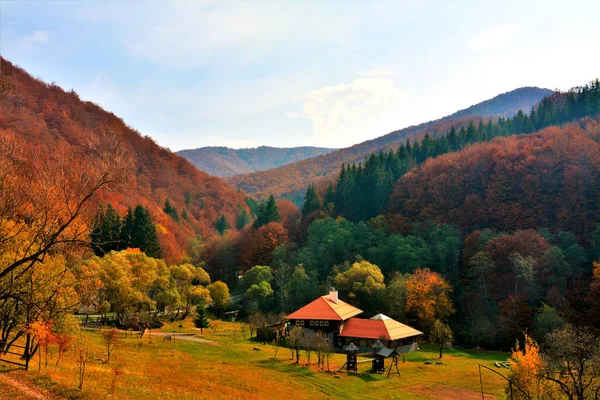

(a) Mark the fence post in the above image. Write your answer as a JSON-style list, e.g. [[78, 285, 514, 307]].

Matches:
[[479, 364, 484, 400]]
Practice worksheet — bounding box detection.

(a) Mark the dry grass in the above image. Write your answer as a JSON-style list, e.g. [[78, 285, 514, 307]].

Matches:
[[1, 319, 509, 399]]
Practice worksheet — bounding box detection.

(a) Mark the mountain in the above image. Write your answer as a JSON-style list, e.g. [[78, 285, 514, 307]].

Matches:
[[448, 87, 553, 119], [0, 58, 249, 263], [226, 87, 552, 200], [177, 146, 335, 177]]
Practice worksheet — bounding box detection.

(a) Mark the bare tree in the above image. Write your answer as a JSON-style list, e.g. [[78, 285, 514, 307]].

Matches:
[[100, 328, 120, 363], [542, 325, 600, 400], [0, 128, 132, 363], [288, 326, 303, 364], [302, 330, 317, 366], [270, 339, 281, 359], [76, 329, 91, 390]]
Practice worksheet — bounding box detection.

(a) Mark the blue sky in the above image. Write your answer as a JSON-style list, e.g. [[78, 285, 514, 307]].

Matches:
[[1, 0, 599, 151]]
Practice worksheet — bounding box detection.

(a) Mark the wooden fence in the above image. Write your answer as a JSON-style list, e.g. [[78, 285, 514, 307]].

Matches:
[[0, 341, 28, 369]]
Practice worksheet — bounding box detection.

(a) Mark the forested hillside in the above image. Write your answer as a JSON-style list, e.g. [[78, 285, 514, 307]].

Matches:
[[177, 146, 335, 177], [0, 58, 249, 263], [226, 87, 551, 201]]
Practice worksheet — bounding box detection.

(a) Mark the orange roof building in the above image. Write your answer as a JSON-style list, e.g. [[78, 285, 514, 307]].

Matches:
[[338, 314, 422, 342], [286, 292, 421, 349], [286, 292, 363, 321]]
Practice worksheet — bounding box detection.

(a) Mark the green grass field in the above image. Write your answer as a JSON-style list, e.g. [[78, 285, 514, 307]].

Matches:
[[0, 319, 509, 399]]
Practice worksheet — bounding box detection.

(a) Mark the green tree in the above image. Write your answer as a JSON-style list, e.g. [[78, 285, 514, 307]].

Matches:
[[90, 203, 123, 255], [130, 205, 162, 258], [236, 209, 250, 229], [532, 303, 565, 342], [333, 260, 385, 313], [241, 265, 272, 290], [430, 319, 452, 359], [194, 305, 210, 334], [216, 214, 229, 235], [163, 199, 179, 222], [252, 195, 281, 229], [301, 183, 321, 217]]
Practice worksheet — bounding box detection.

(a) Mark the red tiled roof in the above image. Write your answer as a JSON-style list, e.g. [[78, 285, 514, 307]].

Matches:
[[338, 316, 422, 341], [286, 295, 363, 321]]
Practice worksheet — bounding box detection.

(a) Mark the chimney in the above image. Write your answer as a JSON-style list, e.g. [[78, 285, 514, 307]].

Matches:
[[329, 289, 338, 304]]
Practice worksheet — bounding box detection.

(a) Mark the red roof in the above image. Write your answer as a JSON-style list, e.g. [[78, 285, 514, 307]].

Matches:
[[286, 295, 363, 321], [338, 315, 422, 341]]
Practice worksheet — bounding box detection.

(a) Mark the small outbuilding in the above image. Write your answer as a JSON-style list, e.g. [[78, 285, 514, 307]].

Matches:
[[338, 313, 422, 350]]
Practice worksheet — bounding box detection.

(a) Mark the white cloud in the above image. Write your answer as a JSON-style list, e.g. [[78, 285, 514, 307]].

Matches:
[[22, 30, 49, 46], [300, 78, 410, 147], [467, 24, 516, 51]]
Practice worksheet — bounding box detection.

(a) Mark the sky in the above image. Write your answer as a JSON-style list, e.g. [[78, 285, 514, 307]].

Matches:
[[1, 0, 599, 151]]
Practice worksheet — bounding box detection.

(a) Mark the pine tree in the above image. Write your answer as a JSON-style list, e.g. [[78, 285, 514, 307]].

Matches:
[[193, 306, 210, 335], [302, 183, 321, 217], [216, 214, 229, 234], [252, 195, 281, 229], [236, 209, 250, 229], [163, 199, 179, 222], [131, 205, 162, 258], [90, 203, 123, 255], [120, 207, 135, 248]]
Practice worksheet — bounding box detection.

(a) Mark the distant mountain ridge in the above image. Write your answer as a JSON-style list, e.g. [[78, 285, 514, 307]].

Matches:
[[177, 146, 335, 177], [448, 87, 553, 119], [226, 86, 553, 200]]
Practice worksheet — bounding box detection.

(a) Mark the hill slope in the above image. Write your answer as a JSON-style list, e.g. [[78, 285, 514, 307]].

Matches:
[[388, 118, 600, 235], [0, 58, 249, 263], [177, 146, 335, 177], [226, 87, 552, 200]]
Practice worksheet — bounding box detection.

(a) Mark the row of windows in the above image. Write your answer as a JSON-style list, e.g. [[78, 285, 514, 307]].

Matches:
[[294, 320, 330, 327]]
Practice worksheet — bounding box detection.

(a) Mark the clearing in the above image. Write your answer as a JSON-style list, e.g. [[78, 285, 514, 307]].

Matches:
[[0, 319, 508, 399]]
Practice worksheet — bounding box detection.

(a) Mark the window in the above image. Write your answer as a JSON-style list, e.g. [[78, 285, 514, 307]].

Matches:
[[319, 321, 324, 326], [300, 320, 305, 326], [325, 321, 329, 326], [310, 321, 314, 326], [295, 320, 300, 325]]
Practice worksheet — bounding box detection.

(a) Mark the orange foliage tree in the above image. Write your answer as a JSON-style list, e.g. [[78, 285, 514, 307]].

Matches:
[[405, 268, 454, 331], [240, 222, 288, 272], [508, 333, 555, 399]]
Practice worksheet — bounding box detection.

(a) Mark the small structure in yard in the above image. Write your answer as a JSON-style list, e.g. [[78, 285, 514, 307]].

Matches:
[[338, 313, 422, 350], [344, 342, 359, 373], [223, 310, 239, 321]]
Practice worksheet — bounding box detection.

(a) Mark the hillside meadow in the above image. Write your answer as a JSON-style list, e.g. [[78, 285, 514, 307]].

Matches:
[[1, 319, 506, 399]]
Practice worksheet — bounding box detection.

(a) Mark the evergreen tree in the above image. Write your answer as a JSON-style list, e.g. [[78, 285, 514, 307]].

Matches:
[[181, 209, 190, 222], [301, 183, 321, 217], [120, 207, 135, 247], [216, 214, 229, 234], [193, 306, 210, 334], [236, 209, 250, 230], [252, 195, 281, 229], [163, 199, 179, 222], [131, 205, 162, 258], [90, 203, 123, 255]]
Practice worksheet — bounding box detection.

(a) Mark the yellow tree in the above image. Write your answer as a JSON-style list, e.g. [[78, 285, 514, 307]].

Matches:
[[333, 260, 385, 312], [508, 333, 556, 399]]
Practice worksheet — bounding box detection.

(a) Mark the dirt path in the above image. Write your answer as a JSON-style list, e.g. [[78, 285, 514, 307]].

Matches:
[[0, 371, 57, 400], [403, 382, 500, 399], [145, 331, 221, 345]]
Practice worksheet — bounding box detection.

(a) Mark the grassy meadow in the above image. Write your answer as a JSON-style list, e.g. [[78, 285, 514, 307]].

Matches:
[[1, 319, 508, 399]]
